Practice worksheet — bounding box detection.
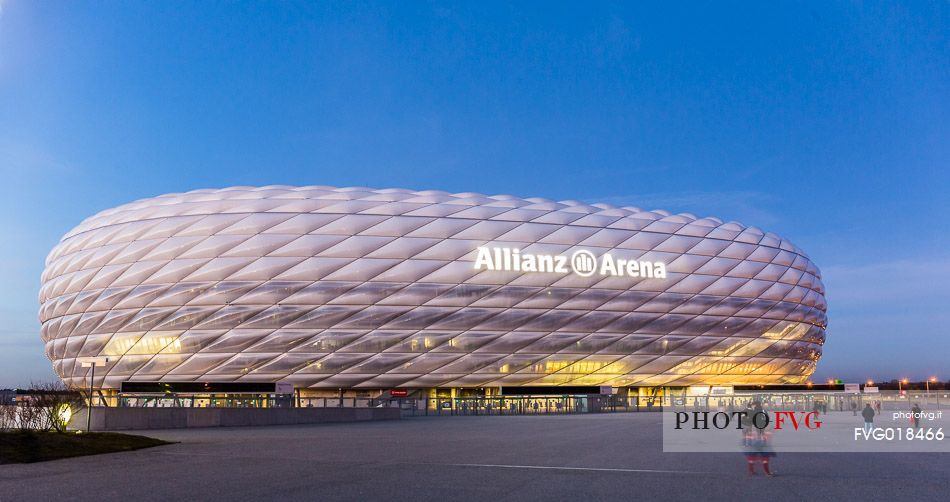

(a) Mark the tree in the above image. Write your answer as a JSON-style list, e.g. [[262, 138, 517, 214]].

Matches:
[[0, 403, 18, 430], [21, 382, 83, 433]]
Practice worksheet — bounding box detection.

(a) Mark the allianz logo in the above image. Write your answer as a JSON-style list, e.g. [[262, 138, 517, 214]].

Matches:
[[473, 246, 667, 279]]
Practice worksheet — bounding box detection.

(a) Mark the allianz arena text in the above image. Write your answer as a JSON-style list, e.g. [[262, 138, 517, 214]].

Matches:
[[38, 186, 827, 395]]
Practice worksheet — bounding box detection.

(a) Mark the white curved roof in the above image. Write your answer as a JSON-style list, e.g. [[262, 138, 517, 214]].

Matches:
[[39, 185, 826, 390]]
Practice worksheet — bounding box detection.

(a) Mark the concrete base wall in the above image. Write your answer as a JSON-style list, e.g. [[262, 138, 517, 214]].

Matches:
[[71, 407, 401, 431]]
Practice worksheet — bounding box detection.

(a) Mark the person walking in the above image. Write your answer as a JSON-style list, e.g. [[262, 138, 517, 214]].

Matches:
[[851, 400, 857, 416], [742, 402, 755, 433], [862, 403, 875, 433], [743, 429, 776, 477], [752, 400, 765, 423], [911, 403, 922, 429]]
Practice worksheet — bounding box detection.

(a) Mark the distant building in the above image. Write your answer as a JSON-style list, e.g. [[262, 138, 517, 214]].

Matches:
[[0, 389, 16, 406]]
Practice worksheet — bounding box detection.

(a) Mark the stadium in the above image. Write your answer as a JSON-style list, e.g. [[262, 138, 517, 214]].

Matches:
[[37, 185, 827, 400]]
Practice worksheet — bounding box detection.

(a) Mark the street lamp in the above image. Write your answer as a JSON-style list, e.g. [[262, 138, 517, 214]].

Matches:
[[80, 357, 110, 432], [899, 378, 908, 397], [931, 377, 941, 410]]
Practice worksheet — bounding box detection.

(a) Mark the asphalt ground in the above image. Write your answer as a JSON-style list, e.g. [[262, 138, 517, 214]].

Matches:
[[1, 412, 947, 502]]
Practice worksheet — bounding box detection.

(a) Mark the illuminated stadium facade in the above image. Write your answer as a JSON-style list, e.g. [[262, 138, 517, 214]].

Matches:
[[38, 186, 827, 397]]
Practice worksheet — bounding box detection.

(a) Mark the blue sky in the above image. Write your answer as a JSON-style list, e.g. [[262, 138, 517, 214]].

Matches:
[[1, 1, 947, 386]]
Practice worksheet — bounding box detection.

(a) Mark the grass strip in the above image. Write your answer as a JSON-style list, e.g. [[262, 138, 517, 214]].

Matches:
[[0, 431, 170, 464]]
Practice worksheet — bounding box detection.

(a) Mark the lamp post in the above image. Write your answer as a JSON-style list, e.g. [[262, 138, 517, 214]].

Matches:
[[80, 357, 109, 432], [932, 377, 941, 410], [927, 377, 937, 408]]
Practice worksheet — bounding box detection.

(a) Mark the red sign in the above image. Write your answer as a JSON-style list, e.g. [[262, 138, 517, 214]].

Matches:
[[390, 389, 408, 397]]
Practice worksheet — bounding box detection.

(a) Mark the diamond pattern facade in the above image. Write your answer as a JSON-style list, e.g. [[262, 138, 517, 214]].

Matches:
[[38, 185, 827, 390]]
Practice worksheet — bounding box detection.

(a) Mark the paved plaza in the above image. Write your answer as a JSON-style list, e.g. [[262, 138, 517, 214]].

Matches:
[[1, 412, 947, 501]]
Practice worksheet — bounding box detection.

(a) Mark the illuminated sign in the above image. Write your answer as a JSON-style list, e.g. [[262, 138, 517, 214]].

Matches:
[[473, 246, 667, 279]]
